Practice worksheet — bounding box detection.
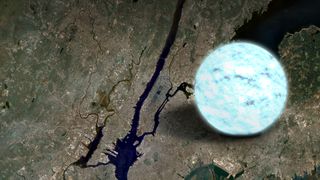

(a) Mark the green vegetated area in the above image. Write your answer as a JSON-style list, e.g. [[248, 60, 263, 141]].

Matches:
[[185, 163, 320, 180], [185, 163, 243, 180]]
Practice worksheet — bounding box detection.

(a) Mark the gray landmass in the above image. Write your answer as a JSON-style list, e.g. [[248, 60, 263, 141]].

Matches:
[[0, 0, 319, 179]]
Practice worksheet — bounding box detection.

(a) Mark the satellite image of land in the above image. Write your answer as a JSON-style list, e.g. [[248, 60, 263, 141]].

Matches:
[[0, 0, 320, 179]]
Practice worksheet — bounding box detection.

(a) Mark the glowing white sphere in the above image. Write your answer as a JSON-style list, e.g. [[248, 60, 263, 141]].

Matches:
[[195, 42, 288, 136]]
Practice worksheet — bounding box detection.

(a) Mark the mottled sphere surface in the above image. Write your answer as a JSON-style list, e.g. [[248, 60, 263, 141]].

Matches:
[[195, 42, 288, 136]]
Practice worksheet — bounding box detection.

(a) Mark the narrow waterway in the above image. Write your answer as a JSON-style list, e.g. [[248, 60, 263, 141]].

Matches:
[[106, 0, 186, 179]]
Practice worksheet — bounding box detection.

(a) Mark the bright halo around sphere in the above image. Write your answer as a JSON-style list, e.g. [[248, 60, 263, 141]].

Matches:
[[194, 41, 288, 136]]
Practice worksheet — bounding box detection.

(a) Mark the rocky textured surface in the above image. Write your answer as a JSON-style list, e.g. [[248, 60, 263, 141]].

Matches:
[[1, 0, 319, 179]]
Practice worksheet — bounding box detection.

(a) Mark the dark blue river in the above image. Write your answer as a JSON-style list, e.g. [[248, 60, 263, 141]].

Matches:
[[106, 0, 186, 179]]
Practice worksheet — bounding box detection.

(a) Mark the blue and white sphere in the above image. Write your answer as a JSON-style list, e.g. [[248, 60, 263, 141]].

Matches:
[[195, 42, 288, 136]]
